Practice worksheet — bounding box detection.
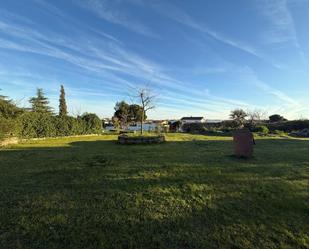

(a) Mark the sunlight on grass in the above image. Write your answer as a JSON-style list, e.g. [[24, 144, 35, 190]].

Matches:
[[0, 133, 308, 248]]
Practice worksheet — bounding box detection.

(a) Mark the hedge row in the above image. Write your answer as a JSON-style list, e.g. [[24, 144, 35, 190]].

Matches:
[[181, 120, 309, 134], [0, 112, 102, 139], [266, 120, 309, 133], [0, 117, 18, 140]]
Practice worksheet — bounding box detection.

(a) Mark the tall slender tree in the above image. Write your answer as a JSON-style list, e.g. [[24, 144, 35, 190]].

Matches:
[[29, 88, 53, 113], [59, 85, 68, 116]]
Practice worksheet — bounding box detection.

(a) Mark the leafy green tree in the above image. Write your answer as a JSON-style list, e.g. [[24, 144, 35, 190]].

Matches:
[[129, 104, 146, 123], [112, 116, 120, 132], [29, 88, 53, 114], [114, 101, 130, 128], [59, 85, 68, 116], [230, 109, 247, 128], [269, 114, 286, 123]]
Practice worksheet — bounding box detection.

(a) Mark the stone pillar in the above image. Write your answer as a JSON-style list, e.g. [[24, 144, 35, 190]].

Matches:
[[233, 128, 255, 158]]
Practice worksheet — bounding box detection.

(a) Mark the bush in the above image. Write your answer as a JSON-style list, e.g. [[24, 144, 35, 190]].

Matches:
[[18, 112, 57, 138], [55, 116, 88, 136], [273, 130, 286, 136], [0, 117, 19, 140], [55, 116, 72, 137], [182, 122, 223, 133], [266, 120, 309, 133], [81, 113, 102, 134], [252, 125, 269, 135], [18, 113, 99, 138]]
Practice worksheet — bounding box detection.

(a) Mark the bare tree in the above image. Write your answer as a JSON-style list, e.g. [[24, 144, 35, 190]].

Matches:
[[135, 87, 156, 134], [247, 109, 267, 125]]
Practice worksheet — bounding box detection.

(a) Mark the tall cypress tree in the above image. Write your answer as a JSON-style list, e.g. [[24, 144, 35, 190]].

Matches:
[[59, 85, 68, 116], [29, 88, 53, 113]]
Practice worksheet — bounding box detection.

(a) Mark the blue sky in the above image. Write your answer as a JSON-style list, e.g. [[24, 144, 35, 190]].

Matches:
[[0, 0, 308, 119]]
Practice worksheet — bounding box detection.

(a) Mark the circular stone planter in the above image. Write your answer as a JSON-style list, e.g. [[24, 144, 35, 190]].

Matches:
[[118, 135, 166, 145]]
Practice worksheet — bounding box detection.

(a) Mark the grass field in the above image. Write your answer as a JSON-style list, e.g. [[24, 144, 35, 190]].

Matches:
[[0, 133, 308, 249]]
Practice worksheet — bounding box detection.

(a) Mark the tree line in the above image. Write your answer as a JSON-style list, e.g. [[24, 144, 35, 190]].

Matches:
[[1, 84, 298, 140], [0, 86, 102, 139]]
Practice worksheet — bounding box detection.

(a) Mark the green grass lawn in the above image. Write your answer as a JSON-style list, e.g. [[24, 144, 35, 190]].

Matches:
[[0, 133, 308, 249]]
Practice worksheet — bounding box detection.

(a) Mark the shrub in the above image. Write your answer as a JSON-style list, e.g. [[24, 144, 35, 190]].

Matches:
[[55, 116, 88, 136], [0, 117, 19, 140], [72, 117, 88, 135], [266, 120, 309, 133], [55, 116, 72, 137], [252, 125, 269, 135], [273, 130, 286, 136], [18, 112, 57, 138], [81, 113, 102, 134], [18, 113, 96, 138]]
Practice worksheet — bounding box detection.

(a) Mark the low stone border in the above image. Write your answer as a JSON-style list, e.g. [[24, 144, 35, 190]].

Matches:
[[118, 135, 165, 144], [18, 134, 103, 142]]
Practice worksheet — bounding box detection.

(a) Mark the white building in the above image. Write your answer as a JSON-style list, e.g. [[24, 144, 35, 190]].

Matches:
[[180, 117, 206, 124], [104, 120, 168, 132]]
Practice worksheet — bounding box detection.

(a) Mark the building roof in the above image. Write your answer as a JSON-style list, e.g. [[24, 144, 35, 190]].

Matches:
[[206, 119, 222, 123], [181, 117, 204, 121]]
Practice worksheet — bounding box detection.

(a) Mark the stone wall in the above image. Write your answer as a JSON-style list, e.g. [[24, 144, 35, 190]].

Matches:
[[118, 135, 165, 145]]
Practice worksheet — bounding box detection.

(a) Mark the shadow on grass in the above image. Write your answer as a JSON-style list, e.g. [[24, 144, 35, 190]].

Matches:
[[0, 138, 309, 248]]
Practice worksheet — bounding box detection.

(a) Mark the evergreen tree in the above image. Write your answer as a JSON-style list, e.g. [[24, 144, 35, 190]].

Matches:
[[59, 85, 68, 116], [0, 89, 22, 118], [29, 88, 53, 114]]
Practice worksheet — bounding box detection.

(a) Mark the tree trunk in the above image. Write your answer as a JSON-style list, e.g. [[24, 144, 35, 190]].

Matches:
[[140, 109, 144, 134]]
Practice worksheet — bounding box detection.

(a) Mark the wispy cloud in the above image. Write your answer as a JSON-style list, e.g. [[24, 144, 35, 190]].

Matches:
[[138, 1, 262, 58], [133, 1, 289, 69], [257, 0, 307, 64], [258, 0, 297, 44], [75, 0, 158, 38], [0, 3, 305, 119], [33, 0, 122, 44], [0, 15, 254, 118], [237, 66, 301, 118]]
